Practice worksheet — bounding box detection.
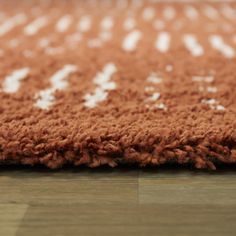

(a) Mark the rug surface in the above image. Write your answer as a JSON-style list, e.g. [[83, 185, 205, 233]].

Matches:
[[0, 0, 235, 169]]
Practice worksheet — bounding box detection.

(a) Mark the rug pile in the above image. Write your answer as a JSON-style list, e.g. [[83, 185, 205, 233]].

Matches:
[[0, 0, 235, 169]]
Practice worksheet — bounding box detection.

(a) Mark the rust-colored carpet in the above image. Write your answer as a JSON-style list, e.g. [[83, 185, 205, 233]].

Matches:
[[0, 0, 235, 169]]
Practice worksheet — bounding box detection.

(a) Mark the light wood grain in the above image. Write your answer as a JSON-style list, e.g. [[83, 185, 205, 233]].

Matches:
[[0, 168, 138, 204], [0, 204, 28, 236], [139, 170, 236, 204], [0, 167, 236, 236]]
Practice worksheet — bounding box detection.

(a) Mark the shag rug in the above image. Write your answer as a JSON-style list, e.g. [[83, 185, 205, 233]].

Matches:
[[0, 0, 235, 169]]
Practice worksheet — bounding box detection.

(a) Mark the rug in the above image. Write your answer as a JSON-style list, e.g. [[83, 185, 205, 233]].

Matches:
[[0, 0, 235, 169]]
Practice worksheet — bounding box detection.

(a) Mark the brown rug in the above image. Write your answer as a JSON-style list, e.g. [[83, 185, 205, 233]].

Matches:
[[0, 0, 235, 169]]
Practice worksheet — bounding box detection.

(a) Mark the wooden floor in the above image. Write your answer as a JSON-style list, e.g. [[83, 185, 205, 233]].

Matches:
[[0, 166, 236, 236]]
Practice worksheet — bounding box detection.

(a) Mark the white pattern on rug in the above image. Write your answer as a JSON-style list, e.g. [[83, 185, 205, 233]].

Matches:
[[84, 63, 117, 108], [34, 65, 78, 109], [1, 68, 30, 93]]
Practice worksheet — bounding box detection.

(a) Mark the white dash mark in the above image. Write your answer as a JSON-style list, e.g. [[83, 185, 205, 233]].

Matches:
[[203, 5, 219, 20], [84, 88, 108, 108], [78, 15, 92, 32], [142, 7, 155, 21], [24, 16, 48, 36], [201, 98, 217, 105], [123, 17, 136, 31], [38, 38, 50, 48], [122, 30, 142, 52], [56, 15, 72, 33], [154, 103, 167, 111], [155, 32, 170, 53], [100, 16, 114, 31], [183, 34, 204, 57], [165, 64, 173, 72], [147, 73, 162, 84], [163, 6, 176, 20], [84, 63, 117, 108], [93, 63, 117, 89], [184, 5, 199, 20], [215, 105, 225, 111], [99, 16, 113, 43], [201, 99, 225, 111], [0, 14, 27, 36], [146, 92, 161, 102], [44, 47, 65, 55], [2, 68, 30, 93], [145, 86, 155, 92], [34, 65, 77, 109], [206, 86, 217, 93], [192, 75, 214, 83], [209, 35, 235, 58]]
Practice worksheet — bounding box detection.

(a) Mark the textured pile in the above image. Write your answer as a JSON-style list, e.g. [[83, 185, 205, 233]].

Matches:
[[0, 0, 236, 169]]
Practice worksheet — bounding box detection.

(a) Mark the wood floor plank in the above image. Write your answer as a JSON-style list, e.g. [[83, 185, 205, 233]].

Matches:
[[0, 167, 235, 236], [17, 203, 236, 236], [139, 169, 236, 205], [0, 204, 28, 236], [0, 168, 138, 204]]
